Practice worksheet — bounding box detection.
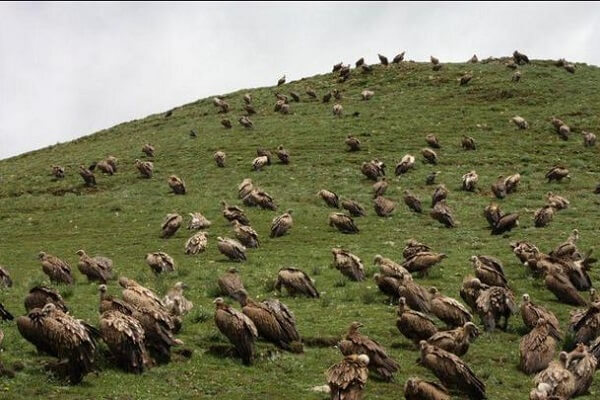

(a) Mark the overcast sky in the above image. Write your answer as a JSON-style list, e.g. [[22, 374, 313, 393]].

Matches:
[[1, 2, 598, 160]]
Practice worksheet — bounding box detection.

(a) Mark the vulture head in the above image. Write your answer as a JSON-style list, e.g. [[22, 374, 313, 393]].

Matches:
[[429, 287, 439, 296], [76, 249, 86, 257], [373, 255, 384, 265], [118, 276, 132, 288], [174, 281, 189, 290], [213, 297, 227, 309], [234, 289, 249, 306], [522, 293, 530, 304], [41, 302, 57, 316], [464, 322, 480, 339], [397, 297, 408, 313], [348, 321, 364, 333], [38, 251, 46, 260], [99, 284, 107, 294]]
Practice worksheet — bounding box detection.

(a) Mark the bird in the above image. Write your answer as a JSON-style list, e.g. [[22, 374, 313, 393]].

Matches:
[[470, 255, 508, 288], [545, 165, 570, 182], [332, 248, 365, 281], [306, 88, 317, 99], [374, 255, 409, 278], [187, 212, 211, 230], [242, 189, 277, 210], [341, 199, 366, 217], [318, 189, 340, 208], [425, 133, 441, 149], [430, 200, 456, 228], [99, 309, 150, 374], [238, 178, 254, 199], [217, 237, 246, 262], [582, 131, 597, 147], [167, 175, 186, 195], [79, 165, 96, 186], [329, 213, 359, 234], [395, 154, 415, 175], [378, 54, 389, 65], [276, 145, 290, 164], [76, 249, 113, 283], [270, 210, 293, 238], [476, 286, 517, 331], [0, 265, 12, 288], [372, 178, 388, 198], [277, 75, 286, 86], [231, 220, 259, 248], [530, 352, 575, 400], [520, 294, 561, 334], [252, 155, 270, 171], [218, 268, 246, 303], [274, 267, 319, 298], [545, 265, 586, 305], [239, 116, 254, 128], [360, 90, 374, 100], [491, 212, 519, 235], [404, 377, 450, 400], [141, 143, 155, 157], [430, 56, 440, 65], [429, 287, 472, 328], [213, 298, 257, 365], [289, 91, 300, 102], [565, 343, 597, 396], [0, 303, 13, 321], [326, 354, 369, 400], [373, 196, 396, 217], [427, 322, 479, 356], [403, 252, 446, 276], [459, 73, 473, 86], [511, 116, 529, 129], [569, 300, 600, 345], [221, 119, 232, 129], [185, 231, 209, 255], [460, 277, 489, 312], [361, 160, 385, 181], [345, 135, 361, 151], [546, 192, 569, 210], [221, 201, 250, 225], [39, 251, 73, 284], [51, 165, 65, 179], [163, 282, 193, 316], [161, 213, 183, 238], [355, 57, 364, 68], [338, 322, 399, 381], [534, 205, 555, 228], [24, 285, 68, 312], [396, 297, 438, 345], [214, 151, 226, 167], [398, 275, 432, 313], [403, 190, 422, 213], [512, 70, 521, 82], [422, 148, 438, 164], [134, 159, 153, 178], [491, 176, 507, 199], [426, 171, 440, 185], [519, 318, 560, 374], [145, 252, 175, 274], [333, 103, 343, 117], [403, 239, 433, 260], [462, 135, 476, 150], [392, 51, 405, 63]]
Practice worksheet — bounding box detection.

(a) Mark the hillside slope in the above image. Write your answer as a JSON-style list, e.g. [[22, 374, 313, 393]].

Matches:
[[0, 58, 600, 399]]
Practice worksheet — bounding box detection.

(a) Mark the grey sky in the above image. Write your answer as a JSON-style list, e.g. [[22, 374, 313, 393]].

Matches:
[[1, 2, 598, 160]]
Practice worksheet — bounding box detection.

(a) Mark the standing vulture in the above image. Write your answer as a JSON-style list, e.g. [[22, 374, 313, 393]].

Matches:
[[217, 237, 247, 262], [342, 199, 366, 217], [238, 178, 254, 199], [398, 275, 432, 313], [338, 322, 399, 381], [326, 354, 370, 400], [214, 298, 257, 365], [0, 266, 12, 288], [332, 248, 364, 281], [188, 212, 211, 230], [462, 135, 476, 150], [476, 286, 517, 331], [403, 239, 433, 260], [232, 220, 259, 248], [213, 151, 226, 167], [491, 176, 507, 199], [569, 301, 600, 345], [420, 341, 486, 400], [519, 318, 561, 374], [276, 145, 290, 164], [99, 310, 150, 374], [460, 277, 490, 312], [396, 297, 438, 345], [236, 290, 301, 351], [546, 192, 569, 210], [329, 213, 359, 234], [430, 200, 456, 228], [462, 170, 478, 192], [185, 231, 209, 255], [470, 255, 508, 288], [372, 178, 388, 198], [221, 201, 250, 226], [373, 196, 396, 217], [374, 255, 408, 278], [24, 285, 68, 312], [431, 184, 448, 207], [274, 268, 319, 298], [534, 205, 555, 228], [135, 159, 153, 178], [544, 265, 587, 306], [39, 251, 73, 285], [161, 213, 183, 238], [146, 252, 175, 274], [345, 135, 361, 151], [565, 343, 597, 396], [520, 294, 561, 334], [403, 252, 446, 276], [218, 268, 246, 303], [361, 160, 384, 181], [395, 154, 415, 175], [425, 134, 441, 149], [79, 165, 96, 186], [491, 213, 519, 235], [318, 189, 340, 208], [374, 273, 402, 302], [511, 116, 529, 129], [403, 190, 422, 213], [429, 287, 472, 328], [427, 322, 479, 357], [163, 282, 193, 316], [142, 143, 155, 157], [270, 210, 293, 238], [76, 250, 113, 283], [167, 175, 186, 194], [378, 53, 389, 65], [422, 148, 438, 164], [546, 165, 570, 182], [404, 377, 450, 400]]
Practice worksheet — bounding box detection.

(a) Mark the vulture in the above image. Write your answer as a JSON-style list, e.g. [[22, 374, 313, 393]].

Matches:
[[425, 133, 441, 149], [236, 290, 301, 351], [546, 192, 569, 210], [404, 377, 450, 400], [403, 252, 446, 276], [557, 124, 571, 140], [289, 91, 300, 102], [333, 103, 343, 117], [373, 196, 396, 217], [270, 210, 293, 238], [511, 116, 529, 129], [504, 173, 521, 193], [372, 178, 388, 198], [232, 220, 259, 248], [17, 303, 97, 383], [252, 155, 270, 171], [345, 135, 361, 151], [79, 165, 96, 186], [373, 273, 402, 302], [51, 165, 65, 179], [462, 135, 476, 150], [92, 160, 114, 175], [142, 143, 155, 157], [188, 212, 211, 230], [342, 199, 366, 217], [427, 322, 479, 356], [512, 70, 521, 82], [429, 287, 472, 328], [431, 184, 448, 207], [24, 285, 68, 312], [238, 178, 254, 199], [99, 309, 150, 373], [378, 53, 389, 65], [534, 205, 555, 228], [396, 297, 438, 345], [214, 298, 257, 365], [565, 343, 597, 396], [360, 90, 374, 100], [511, 240, 540, 266], [550, 229, 579, 259], [161, 213, 183, 238], [243, 93, 252, 104], [76, 250, 113, 283], [395, 154, 415, 175], [520, 294, 561, 334], [217, 237, 246, 262], [403, 239, 433, 260], [430, 200, 456, 228], [530, 352, 575, 400], [275, 267, 319, 298], [333, 89, 342, 100], [491, 212, 519, 235], [338, 322, 399, 381], [374, 255, 409, 278], [483, 203, 502, 229], [476, 286, 517, 331], [239, 116, 254, 128], [117, 278, 164, 312], [329, 213, 359, 234], [355, 57, 364, 67], [146, 251, 176, 274], [462, 170, 478, 191], [134, 159, 153, 178], [332, 62, 343, 72], [213, 151, 226, 167], [583, 131, 597, 147], [392, 51, 405, 63], [569, 301, 600, 345], [361, 64, 373, 73], [469, 54, 479, 63], [564, 63, 576, 73], [403, 191, 422, 213], [185, 231, 209, 255], [432, 64, 443, 71], [332, 248, 365, 281], [520, 318, 561, 375], [276, 145, 289, 164], [0, 266, 12, 288], [39, 251, 73, 285], [398, 274, 432, 313], [546, 165, 570, 182], [221, 201, 250, 226], [213, 98, 230, 113], [426, 171, 440, 185], [322, 92, 332, 103], [544, 265, 586, 306], [430, 56, 440, 65], [420, 341, 486, 400], [0, 303, 13, 321], [277, 75, 286, 86], [491, 176, 507, 199], [318, 189, 340, 208], [243, 104, 256, 115], [218, 268, 246, 303], [460, 276, 489, 312], [167, 175, 186, 195], [459, 73, 473, 86], [221, 118, 232, 129], [243, 189, 277, 211], [513, 50, 530, 64], [470, 255, 508, 288], [306, 88, 317, 99], [506, 60, 518, 69], [361, 160, 385, 181], [326, 354, 370, 400], [163, 282, 193, 316]]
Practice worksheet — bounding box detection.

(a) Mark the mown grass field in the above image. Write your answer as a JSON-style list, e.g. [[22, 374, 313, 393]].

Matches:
[[0, 58, 599, 399]]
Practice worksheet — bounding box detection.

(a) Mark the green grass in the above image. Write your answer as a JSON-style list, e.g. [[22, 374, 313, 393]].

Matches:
[[1, 59, 600, 399]]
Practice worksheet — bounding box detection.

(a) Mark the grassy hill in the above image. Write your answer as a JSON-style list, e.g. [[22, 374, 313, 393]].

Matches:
[[0, 57, 599, 400]]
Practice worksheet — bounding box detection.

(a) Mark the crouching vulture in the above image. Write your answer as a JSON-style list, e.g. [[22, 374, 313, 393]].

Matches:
[[329, 213, 359, 234], [236, 289, 302, 352], [135, 159, 153, 178], [519, 318, 561, 374], [396, 297, 438, 345], [332, 248, 365, 281], [76, 249, 113, 283], [232, 220, 259, 248], [404, 377, 450, 400], [275, 267, 319, 298], [476, 286, 517, 331], [146, 252, 175, 274], [17, 303, 97, 383], [214, 298, 257, 365], [326, 354, 370, 400], [185, 231, 209, 255], [218, 268, 246, 302], [270, 210, 293, 238], [100, 310, 150, 374], [419, 341, 486, 400], [338, 322, 398, 381], [429, 287, 472, 328], [427, 322, 479, 356], [565, 343, 597, 396], [163, 282, 193, 316], [168, 175, 186, 194], [217, 237, 247, 262], [24, 285, 68, 312], [342, 199, 366, 217], [530, 352, 575, 400], [161, 213, 183, 238], [403, 252, 446, 276], [520, 294, 561, 335]]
